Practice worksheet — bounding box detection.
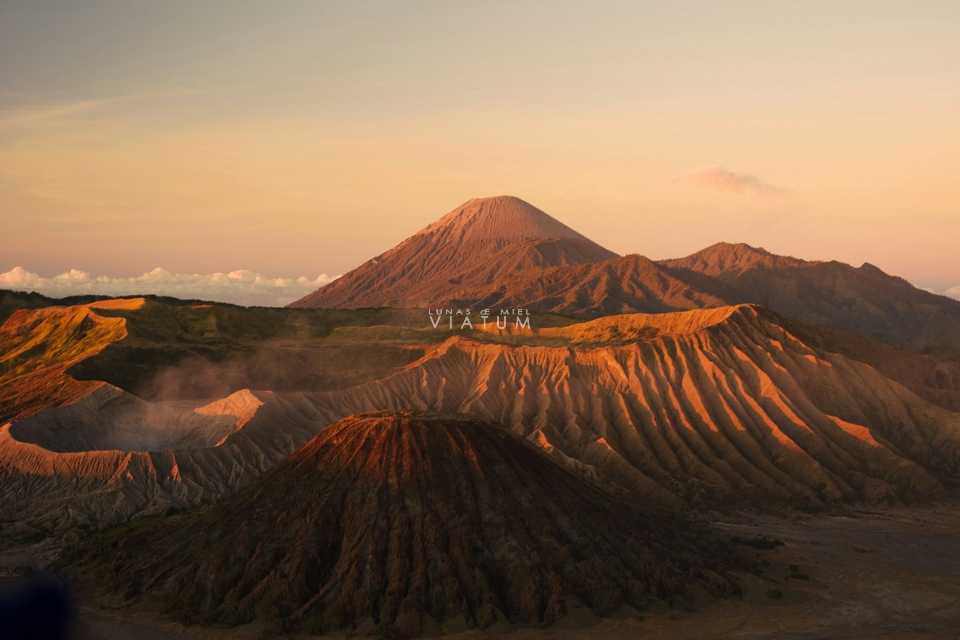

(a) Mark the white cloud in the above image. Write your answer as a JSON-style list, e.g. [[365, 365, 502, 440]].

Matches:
[[674, 166, 788, 198], [917, 285, 960, 301], [0, 267, 338, 307]]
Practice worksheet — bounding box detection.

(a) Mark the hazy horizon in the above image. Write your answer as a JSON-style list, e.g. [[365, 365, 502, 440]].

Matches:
[[2, 1, 958, 303]]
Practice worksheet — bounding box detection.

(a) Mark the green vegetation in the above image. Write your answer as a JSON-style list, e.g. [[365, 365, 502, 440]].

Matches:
[[1, 289, 590, 402], [14, 298, 439, 398], [59, 511, 197, 565], [787, 563, 811, 580], [68, 301, 437, 397], [8, 524, 52, 545]]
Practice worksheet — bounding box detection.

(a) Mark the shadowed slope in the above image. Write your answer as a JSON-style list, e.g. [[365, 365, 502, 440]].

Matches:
[[660, 242, 808, 279], [660, 242, 960, 350], [777, 315, 960, 413], [289, 196, 618, 309], [64, 412, 736, 635]]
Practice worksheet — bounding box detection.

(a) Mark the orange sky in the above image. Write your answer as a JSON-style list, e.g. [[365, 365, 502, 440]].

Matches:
[[1, 1, 958, 300]]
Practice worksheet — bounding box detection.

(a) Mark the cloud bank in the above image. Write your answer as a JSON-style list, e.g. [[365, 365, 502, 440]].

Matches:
[[0, 267, 337, 307], [920, 285, 960, 301], [675, 166, 788, 198]]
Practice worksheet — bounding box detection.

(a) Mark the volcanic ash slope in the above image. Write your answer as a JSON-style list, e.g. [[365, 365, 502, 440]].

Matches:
[[65, 412, 737, 636], [4, 304, 960, 530], [298, 305, 960, 507], [289, 195, 619, 309], [0, 385, 321, 528], [0, 302, 130, 423], [658, 241, 960, 350]]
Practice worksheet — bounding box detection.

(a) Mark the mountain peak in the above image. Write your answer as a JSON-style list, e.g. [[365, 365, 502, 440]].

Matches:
[[289, 197, 618, 309], [684, 241, 774, 261], [705, 241, 770, 254], [422, 195, 596, 244], [660, 242, 808, 278]]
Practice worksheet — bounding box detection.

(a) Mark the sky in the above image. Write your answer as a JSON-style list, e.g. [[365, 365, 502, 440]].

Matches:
[[1, 1, 958, 305]]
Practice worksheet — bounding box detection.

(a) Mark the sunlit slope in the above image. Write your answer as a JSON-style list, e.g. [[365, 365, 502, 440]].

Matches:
[[287, 198, 960, 352], [290, 196, 619, 310], [297, 305, 959, 507], [2, 303, 959, 535], [0, 300, 134, 423], [0, 297, 564, 532], [67, 298, 437, 399]]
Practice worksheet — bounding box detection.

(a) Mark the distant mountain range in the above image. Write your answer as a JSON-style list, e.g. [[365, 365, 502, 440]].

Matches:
[[291, 196, 960, 352]]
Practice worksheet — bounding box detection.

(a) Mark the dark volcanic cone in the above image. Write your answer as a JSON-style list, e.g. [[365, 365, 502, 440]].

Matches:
[[65, 412, 737, 636]]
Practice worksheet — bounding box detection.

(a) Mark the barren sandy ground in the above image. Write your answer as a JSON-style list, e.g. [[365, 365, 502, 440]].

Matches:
[[32, 505, 960, 639]]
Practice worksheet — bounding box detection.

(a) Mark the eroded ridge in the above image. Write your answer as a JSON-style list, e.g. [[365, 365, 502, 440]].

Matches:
[[2, 304, 959, 529]]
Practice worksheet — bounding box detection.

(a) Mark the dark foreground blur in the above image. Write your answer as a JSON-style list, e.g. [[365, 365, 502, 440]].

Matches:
[[0, 569, 73, 640]]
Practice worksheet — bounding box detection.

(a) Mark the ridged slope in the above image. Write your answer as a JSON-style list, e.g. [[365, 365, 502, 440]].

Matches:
[[289, 196, 618, 309], [468, 253, 728, 317], [0, 303, 129, 423], [4, 305, 960, 530], [301, 305, 958, 507], [0, 386, 322, 528], [66, 412, 735, 635]]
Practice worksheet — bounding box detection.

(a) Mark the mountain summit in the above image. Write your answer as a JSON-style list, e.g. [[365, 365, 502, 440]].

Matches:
[[290, 197, 960, 351], [288, 196, 618, 309], [419, 195, 605, 244], [659, 241, 808, 279]]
